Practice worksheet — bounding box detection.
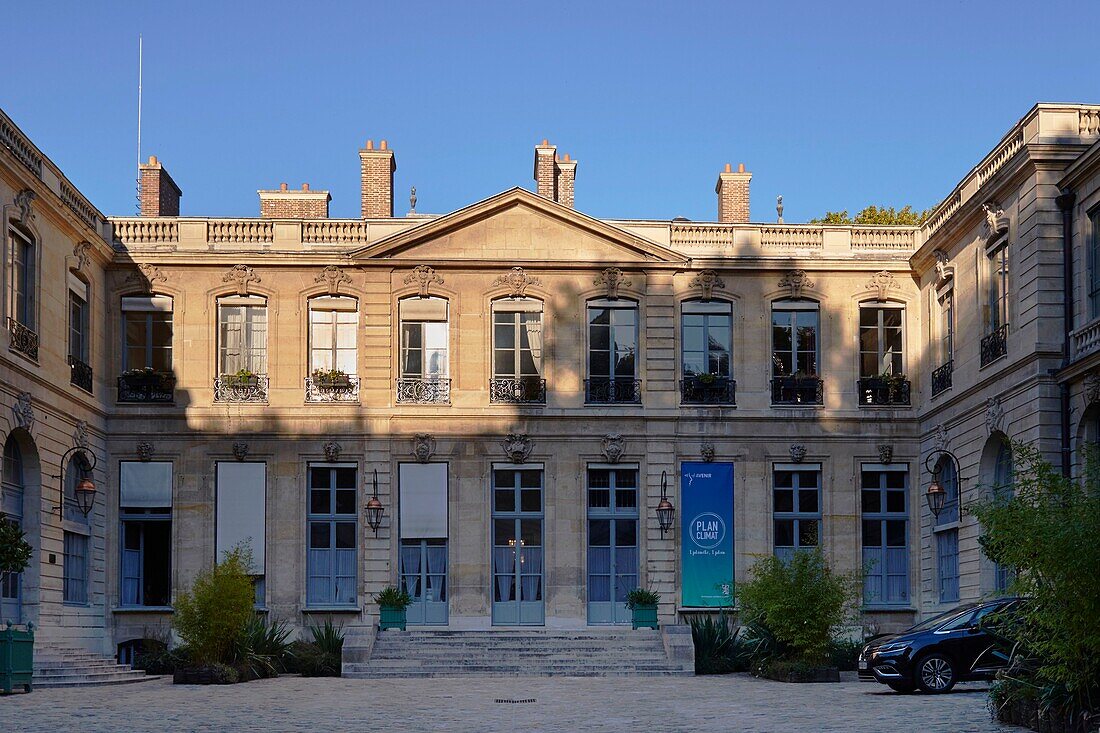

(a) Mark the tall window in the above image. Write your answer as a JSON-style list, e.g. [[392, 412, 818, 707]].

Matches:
[[934, 455, 960, 603], [397, 297, 449, 403], [218, 296, 268, 377], [681, 301, 733, 404], [491, 299, 544, 403], [309, 297, 357, 374], [63, 532, 88, 604], [861, 467, 909, 605], [771, 301, 821, 404], [1091, 208, 1100, 320], [119, 461, 172, 607], [938, 289, 954, 366], [773, 465, 821, 562], [68, 275, 92, 392], [992, 441, 1014, 593], [216, 462, 267, 607], [121, 296, 173, 372], [8, 225, 36, 331], [586, 300, 639, 403], [1, 436, 25, 621], [986, 242, 1009, 332], [586, 466, 639, 624], [859, 305, 904, 378], [306, 464, 357, 607]]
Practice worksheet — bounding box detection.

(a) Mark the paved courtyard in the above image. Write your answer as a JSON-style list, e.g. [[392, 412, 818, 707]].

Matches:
[[1, 674, 1013, 733]]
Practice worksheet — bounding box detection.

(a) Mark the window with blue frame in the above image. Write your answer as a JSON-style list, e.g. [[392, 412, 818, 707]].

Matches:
[[861, 466, 909, 605], [934, 454, 960, 603], [773, 464, 821, 562], [63, 532, 88, 604], [992, 441, 1014, 593], [306, 464, 357, 607]]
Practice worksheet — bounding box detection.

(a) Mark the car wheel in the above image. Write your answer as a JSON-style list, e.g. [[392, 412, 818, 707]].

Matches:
[[916, 654, 956, 693], [886, 680, 916, 694]]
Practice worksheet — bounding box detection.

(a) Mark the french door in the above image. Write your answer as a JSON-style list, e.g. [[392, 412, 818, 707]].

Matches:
[[400, 539, 448, 625], [586, 466, 639, 624], [491, 467, 544, 625]]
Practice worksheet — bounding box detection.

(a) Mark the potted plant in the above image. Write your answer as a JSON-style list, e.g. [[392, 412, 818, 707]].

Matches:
[[0, 516, 33, 694], [374, 587, 412, 631], [880, 370, 908, 400], [226, 368, 257, 387], [312, 368, 351, 390], [625, 588, 660, 630], [697, 372, 718, 385]]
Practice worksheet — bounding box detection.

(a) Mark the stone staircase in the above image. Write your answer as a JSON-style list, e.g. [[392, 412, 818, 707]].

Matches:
[[33, 644, 159, 688], [343, 626, 695, 678]]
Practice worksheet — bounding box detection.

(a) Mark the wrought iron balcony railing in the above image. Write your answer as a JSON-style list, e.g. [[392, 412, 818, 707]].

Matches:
[[214, 374, 270, 403], [681, 376, 736, 405], [117, 370, 176, 403], [585, 378, 642, 405], [489, 377, 547, 404], [980, 323, 1008, 367], [6, 317, 38, 361], [857, 376, 911, 406], [931, 360, 953, 397], [396, 377, 451, 404], [771, 376, 823, 406], [68, 356, 93, 393], [305, 374, 360, 403]]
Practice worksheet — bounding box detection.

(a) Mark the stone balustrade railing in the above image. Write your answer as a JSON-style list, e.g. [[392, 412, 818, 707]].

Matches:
[[209, 219, 273, 244], [850, 227, 916, 249], [1072, 319, 1100, 361], [759, 226, 823, 249], [669, 222, 917, 253], [302, 220, 372, 244], [977, 129, 1024, 187], [114, 218, 179, 244], [666, 223, 736, 248], [1, 115, 43, 177]]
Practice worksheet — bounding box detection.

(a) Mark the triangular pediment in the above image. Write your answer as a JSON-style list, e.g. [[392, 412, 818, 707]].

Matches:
[[351, 188, 687, 263]]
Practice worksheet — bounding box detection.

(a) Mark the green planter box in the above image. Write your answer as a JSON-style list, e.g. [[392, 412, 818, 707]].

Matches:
[[379, 606, 407, 631], [631, 604, 659, 630], [0, 624, 34, 694]]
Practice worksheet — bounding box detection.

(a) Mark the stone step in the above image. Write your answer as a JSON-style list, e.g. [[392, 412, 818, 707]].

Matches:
[[35, 664, 135, 674], [31, 646, 153, 687], [34, 674, 161, 689]]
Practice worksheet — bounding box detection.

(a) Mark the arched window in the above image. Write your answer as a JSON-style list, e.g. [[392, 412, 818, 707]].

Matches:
[[397, 296, 450, 404], [681, 300, 734, 405], [934, 453, 960, 603], [1, 435, 26, 621], [490, 298, 544, 404], [307, 295, 359, 402], [7, 223, 38, 359], [215, 295, 268, 402]]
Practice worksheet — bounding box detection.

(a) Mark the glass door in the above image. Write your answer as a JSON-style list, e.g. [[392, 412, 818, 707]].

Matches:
[[491, 467, 544, 625], [587, 467, 639, 624], [400, 539, 448, 625]]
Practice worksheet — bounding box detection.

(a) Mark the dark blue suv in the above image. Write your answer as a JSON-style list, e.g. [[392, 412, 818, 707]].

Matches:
[[858, 597, 1023, 693]]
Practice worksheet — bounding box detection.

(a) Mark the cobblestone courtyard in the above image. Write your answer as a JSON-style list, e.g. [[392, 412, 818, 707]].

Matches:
[[2, 674, 1013, 733]]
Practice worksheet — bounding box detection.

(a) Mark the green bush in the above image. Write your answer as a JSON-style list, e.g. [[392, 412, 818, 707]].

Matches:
[[309, 619, 344, 657], [373, 586, 412, 609], [173, 663, 239, 685], [827, 638, 862, 672], [688, 613, 746, 674], [135, 645, 190, 675], [625, 588, 660, 609], [970, 441, 1100, 724], [172, 546, 256, 666], [736, 549, 861, 666], [289, 639, 341, 677], [0, 515, 32, 583], [230, 615, 292, 679]]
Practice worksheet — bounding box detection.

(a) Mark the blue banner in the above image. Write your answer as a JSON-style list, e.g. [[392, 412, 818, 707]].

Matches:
[[680, 462, 734, 607]]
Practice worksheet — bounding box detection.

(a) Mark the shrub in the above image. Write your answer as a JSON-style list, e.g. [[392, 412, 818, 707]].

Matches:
[[296, 643, 341, 677], [970, 441, 1100, 726], [230, 615, 291, 679], [373, 586, 412, 609], [281, 640, 317, 675], [309, 619, 345, 658], [172, 546, 256, 666], [827, 638, 862, 672], [736, 549, 861, 666], [135, 646, 190, 675], [689, 613, 746, 674], [0, 515, 32, 584], [625, 588, 660, 609], [173, 663, 238, 685]]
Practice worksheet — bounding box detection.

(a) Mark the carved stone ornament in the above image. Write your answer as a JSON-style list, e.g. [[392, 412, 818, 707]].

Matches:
[[412, 433, 436, 463], [404, 265, 444, 298], [595, 268, 630, 300], [701, 442, 716, 463], [501, 433, 533, 464], [323, 440, 342, 463], [223, 264, 261, 296], [690, 269, 725, 302], [986, 396, 1006, 436], [125, 263, 167, 292], [12, 392, 34, 430], [933, 423, 949, 453], [789, 444, 807, 463], [14, 188, 35, 224], [73, 241, 92, 272], [878, 444, 894, 464], [315, 265, 351, 296], [232, 442, 249, 461], [1085, 371, 1100, 405], [136, 441, 155, 462], [981, 201, 1010, 243], [867, 271, 895, 302], [933, 250, 955, 285], [601, 434, 625, 463], [493, 267, 542, 298], [73, 420, 89, 448], [779, 270, 814, 299]]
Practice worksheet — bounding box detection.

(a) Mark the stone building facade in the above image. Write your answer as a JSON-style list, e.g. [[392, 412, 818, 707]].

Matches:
[[1, 103, 1098, 659]]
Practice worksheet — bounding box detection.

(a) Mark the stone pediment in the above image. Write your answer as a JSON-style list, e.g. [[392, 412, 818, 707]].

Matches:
[[351, 188, 687, 264]]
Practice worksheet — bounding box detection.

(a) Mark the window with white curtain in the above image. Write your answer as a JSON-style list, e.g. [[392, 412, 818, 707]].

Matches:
[[933, 454, 960, 603], [309, 296, 357, 374], [861, 466, 909, 606], [492, 299, 542, 381], [859, 304, 904, 378], [306, 464, 357, 607], [119, 461, 173, 607], [218, 296, 268, 376], [399, 297, 448, 379], [63, 532, 89, 604], [121, 295, 173, 372]]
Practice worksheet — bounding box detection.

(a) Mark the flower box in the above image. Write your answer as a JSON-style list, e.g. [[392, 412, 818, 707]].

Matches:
[[379, 605, 407, 631], [0, 624, 34, 694], [631, 603, 659, 630]]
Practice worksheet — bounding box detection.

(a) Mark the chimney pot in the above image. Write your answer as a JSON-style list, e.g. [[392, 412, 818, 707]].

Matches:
[[542, 139, 549, 146], [738, 163, 745, 173], [366, 139, 374, 150], [380, 140, 388, 150], [724, 163, 732, 173], [302, 183, 310, 191], [280, 182, 288, 191]]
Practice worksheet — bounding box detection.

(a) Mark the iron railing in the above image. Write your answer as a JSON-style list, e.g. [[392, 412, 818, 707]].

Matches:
[[68, 356, 93, 393], [117, 370, 176, 403], [585, 378, 642, 405], [771, 376, 823, 405], [214, 374, 270, 403], [931, 360, 953, 397], [681, 376, 736, 405], [980, 324, 1008, 367], [396, 377, 451, 404], [6, 317, 38, 360], [489, 377, 546, 404], [305, 375, 360, 403], [857, 377, 911, 406]]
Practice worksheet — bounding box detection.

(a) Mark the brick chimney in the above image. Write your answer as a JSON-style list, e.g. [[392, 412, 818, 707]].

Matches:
[[360, 139, 396, 218], [716, 162, 751, 223], [533, 141, 577, 208], [258, 182, 330, 218], [138, 155, 182, 217], [555, 153, 577, 209]]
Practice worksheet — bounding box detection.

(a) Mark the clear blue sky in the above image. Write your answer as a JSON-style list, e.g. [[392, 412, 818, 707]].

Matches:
[[6, 0, 1096, 223]]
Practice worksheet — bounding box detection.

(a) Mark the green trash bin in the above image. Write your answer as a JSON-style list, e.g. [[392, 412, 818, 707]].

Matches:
[[0, 622, 34, 694]]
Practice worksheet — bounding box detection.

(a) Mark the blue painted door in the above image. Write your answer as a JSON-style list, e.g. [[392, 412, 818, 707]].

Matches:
[[491, 468, 544, 625], [587, 467, 638, 625], [401, 539, 448, 625]]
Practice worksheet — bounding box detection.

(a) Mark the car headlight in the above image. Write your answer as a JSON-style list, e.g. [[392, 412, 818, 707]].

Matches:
[[874, 642, 910, 655]]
